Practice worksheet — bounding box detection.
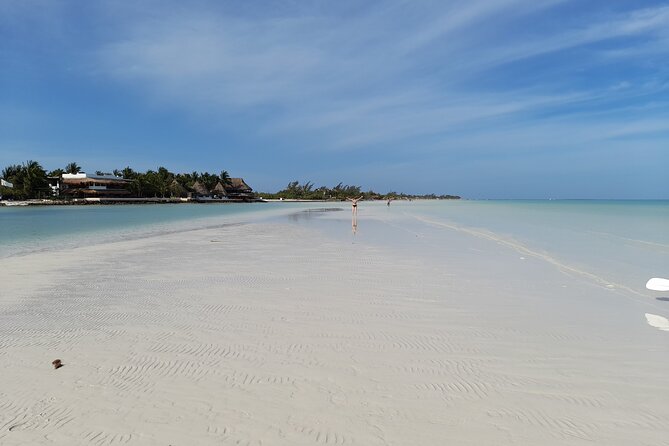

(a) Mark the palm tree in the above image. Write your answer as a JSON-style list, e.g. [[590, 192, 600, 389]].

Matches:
[[219, 170, 231, 185], [128, 178, 140, 197], [2, 164, 26, 199], [155, 167, 176, 197], [301, 181, 314, 195], [2, 164, 23, 181], [121, 166, 136, 179], [200, 172, 218, 190], [65, 162, 81, 174], [23, 160, 48, 198], [1, 164, 25, 199]]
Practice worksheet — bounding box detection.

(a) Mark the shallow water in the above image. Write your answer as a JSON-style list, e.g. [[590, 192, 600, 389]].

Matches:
[[403, 200, 668, 292], [301, 200, 669, 298], [2, 200, 667, 297], [0, 202, 317, 258]]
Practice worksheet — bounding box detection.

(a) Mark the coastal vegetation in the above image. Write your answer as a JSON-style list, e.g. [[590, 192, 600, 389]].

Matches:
[[0, 161, 236, 200], [1, 161, 459, 201], [258, 181, 460, 200], [1, 160, 49, 199], [109, 167, 233, 198]]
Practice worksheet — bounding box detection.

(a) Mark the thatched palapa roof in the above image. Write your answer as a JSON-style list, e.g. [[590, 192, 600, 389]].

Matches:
[[212, 182, 228, 196], [170, 179, 188, 198], [62, 177, 130, 186], [191, 180, 210, 196], [226, 178, 252, 192]]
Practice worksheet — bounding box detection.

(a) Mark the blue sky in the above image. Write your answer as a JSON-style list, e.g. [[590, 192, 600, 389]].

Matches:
[[1, 0, 668, 198]]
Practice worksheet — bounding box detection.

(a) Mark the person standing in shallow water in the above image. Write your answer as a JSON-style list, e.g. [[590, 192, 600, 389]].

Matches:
[[347, 196, 363, 216]]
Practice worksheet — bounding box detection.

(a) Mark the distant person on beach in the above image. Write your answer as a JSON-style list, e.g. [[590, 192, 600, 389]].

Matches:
[[347, 196, 363, 216], [387, 198, 394, 207]]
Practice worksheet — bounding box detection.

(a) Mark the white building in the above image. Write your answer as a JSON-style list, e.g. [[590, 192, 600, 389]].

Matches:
[[61, 172, 131, 197]]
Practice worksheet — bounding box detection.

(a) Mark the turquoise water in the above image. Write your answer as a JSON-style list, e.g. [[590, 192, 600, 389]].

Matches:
[[394, 200, 669, 294], [2, 201, 667, 294], [0, 202, 316, 258]]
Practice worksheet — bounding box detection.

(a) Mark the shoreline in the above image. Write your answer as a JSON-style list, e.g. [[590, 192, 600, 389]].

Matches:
[[0, 197, 463, 207], [0, 197, 262, 206], [0, 202, 328, 260]]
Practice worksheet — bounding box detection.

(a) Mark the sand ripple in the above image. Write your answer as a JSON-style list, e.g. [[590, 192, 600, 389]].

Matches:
[[1, 219, 668, 445]]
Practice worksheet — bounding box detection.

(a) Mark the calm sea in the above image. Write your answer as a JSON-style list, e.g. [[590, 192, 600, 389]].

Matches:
[[0, 202, 311, 258], [400, 200, 669, 294], [2, 201, 667, 293]]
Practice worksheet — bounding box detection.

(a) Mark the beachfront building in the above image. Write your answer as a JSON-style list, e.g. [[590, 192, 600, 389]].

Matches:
[[212, 182, 229, 199], [169, 179, 189, 198], [225, 178, 254, 200], [47, 176, 61, 197], [60, 173, 132, 198], [188, 180, 210, 199]]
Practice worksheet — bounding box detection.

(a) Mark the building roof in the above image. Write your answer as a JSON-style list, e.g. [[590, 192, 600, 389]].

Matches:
[[62, 173, 130, 181], [169, 179, 188, 197], [226, 178, 252, 192], [212, 182, 228, 196], [191, 180, 210, 195], [61, 177, 131, 186]]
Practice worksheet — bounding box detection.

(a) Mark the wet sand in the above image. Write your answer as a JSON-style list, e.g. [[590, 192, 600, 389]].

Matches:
[[1, 205, 668, 445]]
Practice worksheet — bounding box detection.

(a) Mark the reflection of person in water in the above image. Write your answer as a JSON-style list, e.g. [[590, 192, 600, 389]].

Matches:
[[351, 214, 358, 235], [347, 196, 363, 216]]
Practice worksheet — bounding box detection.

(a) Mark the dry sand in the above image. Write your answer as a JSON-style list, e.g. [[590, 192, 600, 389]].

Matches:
[[1, 206, 668, 445]]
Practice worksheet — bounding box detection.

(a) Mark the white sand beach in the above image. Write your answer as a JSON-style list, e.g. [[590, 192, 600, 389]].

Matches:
[[1, 204, 668, 445]]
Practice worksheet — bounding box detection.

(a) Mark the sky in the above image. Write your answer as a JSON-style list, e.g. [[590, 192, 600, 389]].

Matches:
[[1, 0, 668, 198]]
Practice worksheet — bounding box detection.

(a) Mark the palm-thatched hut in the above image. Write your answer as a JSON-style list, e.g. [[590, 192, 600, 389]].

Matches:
[[225, 178, 254, 200], [211, 182, 228, 198], [169, 179, 188, 198], [190, 180, 210, 197]]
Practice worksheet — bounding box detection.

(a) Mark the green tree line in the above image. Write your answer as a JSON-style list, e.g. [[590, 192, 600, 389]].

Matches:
[[1, 160, 51, 199], [1, 162, 460, 201], [258, 181, 460, 200], [110, 166, 232, 198], [0, 161, 234, 200]]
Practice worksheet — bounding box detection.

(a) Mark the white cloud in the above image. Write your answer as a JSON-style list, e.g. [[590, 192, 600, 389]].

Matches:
[[85, 0, 669, 194], [3, 0, 667, 196], [92, 1, 669, 163]]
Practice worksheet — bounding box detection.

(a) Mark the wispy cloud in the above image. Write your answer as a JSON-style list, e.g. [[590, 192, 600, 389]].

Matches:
[[95, 1, 669, 151], [3, 0, 668, 196], [473, 5, 669, 69]]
